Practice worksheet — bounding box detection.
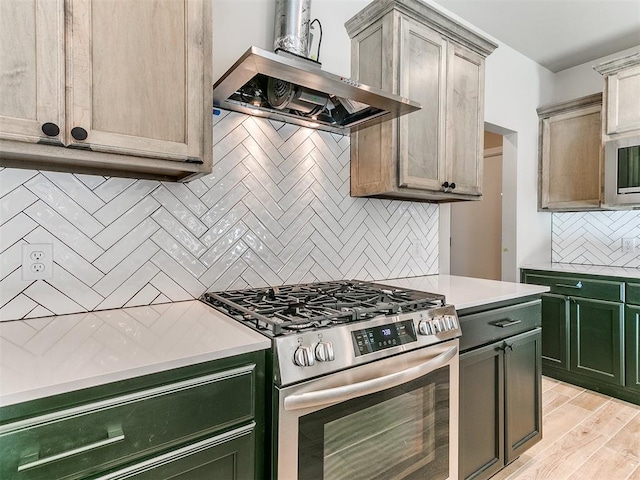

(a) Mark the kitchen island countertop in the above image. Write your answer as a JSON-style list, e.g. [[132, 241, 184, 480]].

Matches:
[[0, 300, 270, 407], [382, 274, 549, 310]]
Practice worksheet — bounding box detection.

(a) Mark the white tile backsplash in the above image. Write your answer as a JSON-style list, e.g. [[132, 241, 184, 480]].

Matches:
[[0, 111, 439, 321], [552, 211, 640, 267]]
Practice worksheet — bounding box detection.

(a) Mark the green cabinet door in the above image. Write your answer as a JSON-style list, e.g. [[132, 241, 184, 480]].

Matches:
[[459, 343, 504, 480], [541, 293, 569, 371], [625, 306, 640, 394], [570, 298, 625, 386], [504, 329, 542, 464], [459, 328, 542, 480]]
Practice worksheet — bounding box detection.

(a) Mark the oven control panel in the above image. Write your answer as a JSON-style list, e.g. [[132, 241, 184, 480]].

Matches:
[[274, 305, 461, 387], [351, 319, 417, 356]]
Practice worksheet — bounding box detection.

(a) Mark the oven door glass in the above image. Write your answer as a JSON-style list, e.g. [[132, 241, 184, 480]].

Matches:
[[297, 366, 449, 480]]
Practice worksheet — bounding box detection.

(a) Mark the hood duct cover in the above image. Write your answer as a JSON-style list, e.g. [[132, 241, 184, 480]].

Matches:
[[212, 46, 421, 134]]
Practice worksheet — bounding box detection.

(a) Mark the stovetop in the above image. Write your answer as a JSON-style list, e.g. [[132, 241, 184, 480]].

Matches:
[[201, 280, 446, 337]]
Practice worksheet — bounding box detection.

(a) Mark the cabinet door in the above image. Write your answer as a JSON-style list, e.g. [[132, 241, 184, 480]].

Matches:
[[570, 298, 625, 385], [67, 0, 208, 163], [397, 17, 447, 191], [504, 329, 542, 464], [625, 306, 640, 394], [0, 0, 64, 145], [539, 104, 602, 210], [349, 13, 395, 196], [459, 344, 504, 480], [606, 63, 640, 135], [96, 425, 255, 480], [445, 42, 484, 196], [541, 293, 570, 371]]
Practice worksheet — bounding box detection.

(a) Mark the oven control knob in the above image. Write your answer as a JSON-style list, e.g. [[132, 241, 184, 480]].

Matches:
[[432, 318, 443, 333], [418, 320, 433, 335], [315, 341, 335, 362], [293, 346, 315, 367], [444, 315, 457, 330]]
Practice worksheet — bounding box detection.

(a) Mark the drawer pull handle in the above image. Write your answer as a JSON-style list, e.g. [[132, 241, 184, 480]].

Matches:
[[557, 281, 582, 289], [18, 426, 124, 472], [493, 319, 521, 328]]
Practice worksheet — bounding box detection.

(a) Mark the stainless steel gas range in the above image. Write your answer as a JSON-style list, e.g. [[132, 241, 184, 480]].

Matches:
[[202, 280, 461, 480]]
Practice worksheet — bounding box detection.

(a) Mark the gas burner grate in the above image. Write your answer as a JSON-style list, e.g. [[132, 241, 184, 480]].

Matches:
[[202, 280, 445, 336]]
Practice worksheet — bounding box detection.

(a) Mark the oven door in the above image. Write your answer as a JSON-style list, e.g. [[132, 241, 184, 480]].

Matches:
[[275, 339, 458, 480]]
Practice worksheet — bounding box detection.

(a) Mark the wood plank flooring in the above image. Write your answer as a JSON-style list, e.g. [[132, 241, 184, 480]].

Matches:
[[490, 377, 640, 480]]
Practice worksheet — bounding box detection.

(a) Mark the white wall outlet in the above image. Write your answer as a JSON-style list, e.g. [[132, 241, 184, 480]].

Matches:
[[22, 243, 53, 280], [621, 237, 638, 254]]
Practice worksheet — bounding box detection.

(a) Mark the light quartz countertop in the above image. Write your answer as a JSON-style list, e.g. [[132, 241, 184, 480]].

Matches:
[[382, 274, 549, 310], [521, 263, 640, 280], [0, 300, 270, 407], [0, 275, 548, 408]]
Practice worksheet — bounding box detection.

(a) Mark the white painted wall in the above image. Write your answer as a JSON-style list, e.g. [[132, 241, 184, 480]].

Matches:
[[552, 45, 640, 103], [212, 0, 557, 281]]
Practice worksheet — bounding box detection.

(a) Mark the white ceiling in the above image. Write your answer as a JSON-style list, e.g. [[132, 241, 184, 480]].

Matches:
[[434, 0, 640, 72]]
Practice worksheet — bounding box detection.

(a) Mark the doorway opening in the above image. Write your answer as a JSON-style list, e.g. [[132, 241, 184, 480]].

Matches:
[[443, 126, 517, 281]]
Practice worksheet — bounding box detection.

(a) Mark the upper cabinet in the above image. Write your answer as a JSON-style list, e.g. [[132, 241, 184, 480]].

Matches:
[[537, 93, 604, 211], [0, 0, 212, 182], [345, 0, 497, 202], [595, 52, 640, 138]]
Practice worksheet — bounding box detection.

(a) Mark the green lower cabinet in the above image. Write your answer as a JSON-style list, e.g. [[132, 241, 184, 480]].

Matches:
[[522, 269, 639, 405], [459, 329, 542, 480], [460, 343, 504, 480], [541, 293, 569, 370], [570, 298, 624, 386], [0, 351, 266, 480], [625, 306, 640, 394], [96, 424, 256, 480], [504, 329, 542, 464]]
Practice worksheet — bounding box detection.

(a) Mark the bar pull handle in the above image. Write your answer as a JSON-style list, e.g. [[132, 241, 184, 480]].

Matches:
[[284, 346, 457, 411], [18, 426, 125, 472], [556, 281, 583, 289], [493, 318, 522, 328]]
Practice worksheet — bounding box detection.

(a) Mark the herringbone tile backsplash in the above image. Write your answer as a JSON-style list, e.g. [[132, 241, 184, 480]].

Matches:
[[0, 111, 439, 321], [552, 211, 640, 267]]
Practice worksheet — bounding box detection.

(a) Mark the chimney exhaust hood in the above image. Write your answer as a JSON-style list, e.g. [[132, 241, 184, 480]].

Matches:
[[212, 47, 421, 134]]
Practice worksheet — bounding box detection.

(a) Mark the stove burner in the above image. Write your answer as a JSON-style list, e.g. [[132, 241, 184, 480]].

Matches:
[[202, 280, 445, 336]]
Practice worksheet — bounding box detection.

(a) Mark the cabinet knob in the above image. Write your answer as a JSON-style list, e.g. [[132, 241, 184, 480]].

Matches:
[[450, 182, 456, 190], [71, 127, 88, 141], [41, 123, 60, 137], [442, 181, 449, 189]]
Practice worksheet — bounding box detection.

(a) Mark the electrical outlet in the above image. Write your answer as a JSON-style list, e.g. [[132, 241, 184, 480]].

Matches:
[[22, 243, 53, 280], [622, 238, 637, 254]]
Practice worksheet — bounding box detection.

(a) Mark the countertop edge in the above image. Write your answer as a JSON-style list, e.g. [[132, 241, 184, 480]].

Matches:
[[0, 340, 270, 408]]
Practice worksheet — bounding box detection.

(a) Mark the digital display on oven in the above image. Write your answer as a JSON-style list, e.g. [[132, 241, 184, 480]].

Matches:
[[352, 320, 417, 356]]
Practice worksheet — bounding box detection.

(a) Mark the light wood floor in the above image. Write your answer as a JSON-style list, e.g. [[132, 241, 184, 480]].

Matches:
[[490, 377, 640, 480]]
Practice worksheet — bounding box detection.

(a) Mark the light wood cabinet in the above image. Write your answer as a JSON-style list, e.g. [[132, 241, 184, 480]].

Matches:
[[0, 0, 212, 182], [595, 52, 640, 137], [345, 0, 496, 202], [537, 93, 603, 211]]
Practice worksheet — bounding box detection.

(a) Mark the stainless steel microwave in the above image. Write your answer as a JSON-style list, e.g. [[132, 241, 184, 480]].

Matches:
[[604, 135, 640, 207]]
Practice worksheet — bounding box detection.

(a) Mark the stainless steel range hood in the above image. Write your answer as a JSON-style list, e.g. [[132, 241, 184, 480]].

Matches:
[[212, 46, 421, 134]]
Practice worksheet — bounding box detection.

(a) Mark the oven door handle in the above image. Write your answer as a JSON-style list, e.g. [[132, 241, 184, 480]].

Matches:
[[283, 345, 457, 411]]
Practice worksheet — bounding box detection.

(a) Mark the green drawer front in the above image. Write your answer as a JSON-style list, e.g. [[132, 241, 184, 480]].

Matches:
[[0, 365, 255, 480], [626, 282, 640, 306], [460, 300, 541, 352], [524, 273, 623, 302]]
